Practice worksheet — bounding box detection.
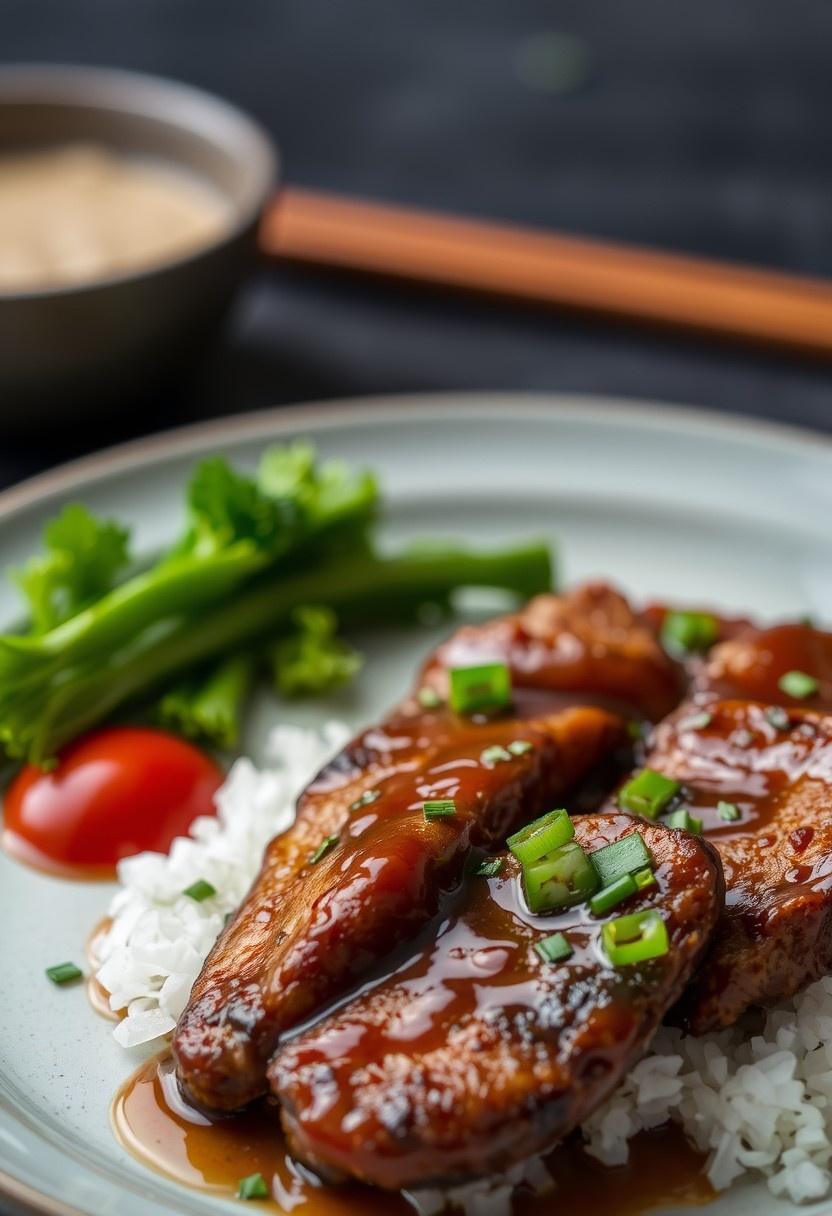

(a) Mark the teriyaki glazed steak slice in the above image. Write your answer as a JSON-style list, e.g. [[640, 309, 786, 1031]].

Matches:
[[629, 699, 832, 1033], [271, 812, 723, 1190], [175, 584, 682, 1111]]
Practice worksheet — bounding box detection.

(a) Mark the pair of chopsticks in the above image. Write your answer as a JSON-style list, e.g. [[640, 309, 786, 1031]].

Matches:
[[260, 188, 832, 362]]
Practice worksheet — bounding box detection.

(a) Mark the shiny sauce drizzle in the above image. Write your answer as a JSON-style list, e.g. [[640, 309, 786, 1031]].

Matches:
[[268, 813, 717, 1194], [86, 917, 125, 1022], [653, 700, 832, 837], [104, 610, 697, 1207], [113, 1055, 713, 1215], [298, 689, 633, 895], [697, 623, 832, 711]]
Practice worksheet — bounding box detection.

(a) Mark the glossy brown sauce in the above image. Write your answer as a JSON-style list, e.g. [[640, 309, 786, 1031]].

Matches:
[[104, 617, 832, 1207], [698, 623, 832, 710], [113, 1054, 714, 1215], [643, 603, 752, 648], [173, 689, 636, 1114], [653, 700, 832, 839], [315, 684, 633, 786], [271, 814, 719, 1191], [109, 607, 824, 1208], [284, 824, 681, 1073], [86, 918, 123, 1021], [423, 597, 684, 725], [297, 691, 633, 911], [88, 974, 119, 1020]]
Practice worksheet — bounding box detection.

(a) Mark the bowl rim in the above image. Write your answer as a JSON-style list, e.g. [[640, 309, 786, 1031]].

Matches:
[[0, 62, 279, 303]]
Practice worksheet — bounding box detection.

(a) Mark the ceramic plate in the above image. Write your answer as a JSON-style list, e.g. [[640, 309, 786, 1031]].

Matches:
[[1, 393, 831, 1216]]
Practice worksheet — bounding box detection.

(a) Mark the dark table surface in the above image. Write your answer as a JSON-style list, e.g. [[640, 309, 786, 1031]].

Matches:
[[4, 0, 832, 496]]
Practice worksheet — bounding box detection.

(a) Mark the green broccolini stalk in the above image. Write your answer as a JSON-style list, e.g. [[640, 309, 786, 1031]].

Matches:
[[156, 606, 364, 749], [0, 444, 377, 687], [0, 441, 553, 765], [12, 543, 551, 763], [14, 504, 131, 635]]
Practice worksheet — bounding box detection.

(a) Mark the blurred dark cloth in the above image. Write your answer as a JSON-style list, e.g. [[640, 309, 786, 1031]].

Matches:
[[4, 0, 832, 492]]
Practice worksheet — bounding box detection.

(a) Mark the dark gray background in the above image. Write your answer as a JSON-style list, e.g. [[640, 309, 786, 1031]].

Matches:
[[4, 0, 832, 492]]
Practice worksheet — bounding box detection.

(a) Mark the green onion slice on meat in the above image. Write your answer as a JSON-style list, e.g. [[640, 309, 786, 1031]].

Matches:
[[590, 833, 652, 887], [602, 909, 669, 967], [449, 663, 512, 716], [618, 769, 680, 819], [507, 808, 574, 867], [522, 840, 599, 914]]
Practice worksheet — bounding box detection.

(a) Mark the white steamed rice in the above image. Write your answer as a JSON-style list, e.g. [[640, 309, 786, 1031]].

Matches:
[[95, 721, 349, 1049], [96, 721, 832, 1207]]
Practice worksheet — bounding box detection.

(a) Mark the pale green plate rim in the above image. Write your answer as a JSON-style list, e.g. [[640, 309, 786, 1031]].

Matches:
[[1, 390, 831, 1216]]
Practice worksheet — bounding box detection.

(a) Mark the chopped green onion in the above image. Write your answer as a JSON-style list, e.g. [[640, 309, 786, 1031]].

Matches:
[[237, 1172, 269, 1200], [417, 686, 442, 709], [449, 663, 512, 715], [349, 788, 381, 811], [590, 833, 652, 887], [800, 615, 815, 628], [480, 744, 512, 768], [182, 879, 216, 902], [665, 809, 702, 835], [633, 866, 657, 892], [534, 932, 573, 964], [618, 769, 680, 819], [507, 808, 574, 866], [677, 711, 712, 732], [523, 841, 599, 914], [423, 799, 457, 820], [778, 670, 819, 700], [476, 857, 503, 878], [308, 834, 339, 864], [765, 706, 790, 731], [627, 720, 647, 741], [508, 739, 534, 756], [45, 962, 82, 985], [589, 872, 638, 916], [717, 800, 741, 822], [602, 909, 669, 967], [661, 611, 718, 654]]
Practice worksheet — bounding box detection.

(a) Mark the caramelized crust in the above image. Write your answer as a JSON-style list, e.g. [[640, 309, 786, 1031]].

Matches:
[[174, 703, 624, 1110], [422, 583, 684, 722], [174, 584, 681, 1112], [639, 700, 832, 1032], [696, 623, 832, 710], [270, 813, 722, 1190]]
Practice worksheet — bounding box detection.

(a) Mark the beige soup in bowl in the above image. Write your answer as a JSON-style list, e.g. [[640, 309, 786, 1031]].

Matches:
[[0, 143, 233, 292]]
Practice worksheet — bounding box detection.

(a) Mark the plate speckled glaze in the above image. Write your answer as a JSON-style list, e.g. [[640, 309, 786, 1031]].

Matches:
[[1, 393, 831, 1216]]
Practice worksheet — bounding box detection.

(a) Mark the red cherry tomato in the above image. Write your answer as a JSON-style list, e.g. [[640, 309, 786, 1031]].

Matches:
[[2, 727, 223, 879]]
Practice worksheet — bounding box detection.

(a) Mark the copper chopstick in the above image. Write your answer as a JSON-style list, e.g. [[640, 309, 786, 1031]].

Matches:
[[259, 187, 832, 361]]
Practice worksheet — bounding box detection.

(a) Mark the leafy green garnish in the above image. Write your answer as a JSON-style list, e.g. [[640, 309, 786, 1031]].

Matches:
[[158, 653, 256, 749], [169, 442, 376, 571], [258, 442, 377, 542], [0, 443, 552, 764], [14, 505, 130, 634], [179, 456, 301, 559], [268, 606, 361, 698]]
